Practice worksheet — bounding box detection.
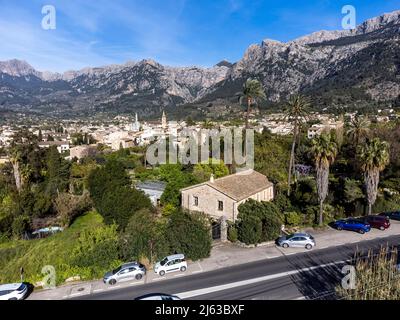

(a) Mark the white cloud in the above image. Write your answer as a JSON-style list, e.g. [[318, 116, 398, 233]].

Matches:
[[0, 0, 190, 71]]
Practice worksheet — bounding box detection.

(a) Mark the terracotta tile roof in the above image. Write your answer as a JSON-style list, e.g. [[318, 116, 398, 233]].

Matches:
[[181, 169, 273, 201]]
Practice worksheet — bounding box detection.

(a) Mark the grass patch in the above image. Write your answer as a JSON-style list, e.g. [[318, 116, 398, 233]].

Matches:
[[0, 211, 121, 286]]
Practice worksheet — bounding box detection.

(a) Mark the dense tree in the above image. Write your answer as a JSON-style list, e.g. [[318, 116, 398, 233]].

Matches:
[[159, 163, 196, 207], [254, 130, 291, 186], [237, 199, 282, 243], [192, 159, 229, 183], [120, 208, 159, 262], [88, 159, 152, 229], [8, 130, 42, 191], [44, 146, 70, 196]]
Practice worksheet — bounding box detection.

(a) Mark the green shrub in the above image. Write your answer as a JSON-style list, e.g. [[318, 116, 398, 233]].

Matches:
[[237, 216, 262, 245], [284, 211, 302, 226], [70, 223, 120, 271], [12, 215, 30, 239], [227, 225, 238, 243], [238, 199, 282, 242], [305, 204, 336, 226], [372, 194, 400, 214]]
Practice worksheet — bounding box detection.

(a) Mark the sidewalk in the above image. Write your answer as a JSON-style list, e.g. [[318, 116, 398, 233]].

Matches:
[[28, 220, 400, 300]]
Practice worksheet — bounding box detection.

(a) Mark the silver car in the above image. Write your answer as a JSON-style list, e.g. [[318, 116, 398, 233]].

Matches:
[[277, 233, 316, 250], [103, 262, 146, 285]]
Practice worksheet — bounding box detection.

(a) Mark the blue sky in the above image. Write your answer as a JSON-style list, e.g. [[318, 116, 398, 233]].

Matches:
[[0, 0, 399, 72]]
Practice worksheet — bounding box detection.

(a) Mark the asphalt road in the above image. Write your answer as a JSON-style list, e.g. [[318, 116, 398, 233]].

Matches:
[[72, 235, 400, 300]]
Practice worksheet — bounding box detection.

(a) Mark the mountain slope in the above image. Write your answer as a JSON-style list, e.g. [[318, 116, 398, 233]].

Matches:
[[1, 10, 399, 118]]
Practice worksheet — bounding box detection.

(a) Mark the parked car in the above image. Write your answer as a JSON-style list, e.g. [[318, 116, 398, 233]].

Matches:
[[134, 293, 181, 300], [363, 215, 390, 230], [277, 233, 316, 250], [103, 262, 146, 285], [333, 219, 371, 234], [154, 254, 187, 276], [379, 211, 400, 221], [0, 283, 28, 300]]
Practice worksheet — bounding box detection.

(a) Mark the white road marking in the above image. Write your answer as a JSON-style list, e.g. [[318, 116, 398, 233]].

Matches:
[[152, 277, 167, 281], [107, 285, 121, 290], [70, 292, 89, 297], [174, 260, 346, 299], [93, 289, 104, 292]]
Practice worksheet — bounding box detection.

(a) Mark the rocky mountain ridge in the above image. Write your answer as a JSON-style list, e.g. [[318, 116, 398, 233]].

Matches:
[[1, 10, 399, 118]]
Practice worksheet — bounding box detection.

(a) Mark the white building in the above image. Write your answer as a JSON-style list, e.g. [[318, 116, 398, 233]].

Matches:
[[38, 141, 70, 154]]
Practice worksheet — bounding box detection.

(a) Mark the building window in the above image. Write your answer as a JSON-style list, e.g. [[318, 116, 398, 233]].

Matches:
[[193, 196, 199, 206], [218, 200, 224, 211]]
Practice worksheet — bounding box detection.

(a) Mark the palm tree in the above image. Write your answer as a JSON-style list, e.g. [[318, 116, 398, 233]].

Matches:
[[347, 115, 370, 145], [284, 95, 310, 196], [201, 119, 213, 129], [9, 147, 22, 192], [238, 78, 266, 129], [357, 138, 390, 215], [20, 163, 33, 187], [310, 133, 338, 226]]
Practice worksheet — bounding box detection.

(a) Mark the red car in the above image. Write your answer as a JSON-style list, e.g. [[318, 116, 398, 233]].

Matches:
[[364, 215, 390, 230]]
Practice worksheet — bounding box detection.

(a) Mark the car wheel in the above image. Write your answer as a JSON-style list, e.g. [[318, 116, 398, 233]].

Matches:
[[380, 226, 385, 231], [358, 229, 365, 234], [8, 297, 18, 300], [305, 244, 312, 250], [180, 266, 187, 272], [337, 226, 343, 231], [135, 274, 143, 280], [109, 279, 117, 285], [282, 243, 289, 248], [159, 270, 166, 277]]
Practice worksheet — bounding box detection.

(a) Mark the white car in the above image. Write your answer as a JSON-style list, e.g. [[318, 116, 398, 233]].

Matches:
[[154, 254, 187, 276], [135, 293, 181, 300], [0, 283, 29, 300]]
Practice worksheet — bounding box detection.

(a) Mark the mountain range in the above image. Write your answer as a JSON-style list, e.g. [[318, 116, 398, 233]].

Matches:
[[1, 10, 400, 119]]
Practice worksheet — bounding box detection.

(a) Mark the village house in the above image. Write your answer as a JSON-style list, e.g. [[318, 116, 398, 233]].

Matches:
[[181, 169, 274, 221], [38, 141, 70, 154], [307, 120, 344, 139]]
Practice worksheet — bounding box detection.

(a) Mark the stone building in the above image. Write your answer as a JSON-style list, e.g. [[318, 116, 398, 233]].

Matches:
[[69, 145, 98, 161], [181, 169, 274, 221]]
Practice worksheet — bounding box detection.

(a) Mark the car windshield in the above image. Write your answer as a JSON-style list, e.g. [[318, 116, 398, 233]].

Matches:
[[112, 266, 122, 275], [160, 258, 168, 266], [17, 284, 25, 291]]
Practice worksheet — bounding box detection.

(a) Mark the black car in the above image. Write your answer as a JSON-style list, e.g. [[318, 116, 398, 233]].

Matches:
[[379, 211, 400, 221]]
